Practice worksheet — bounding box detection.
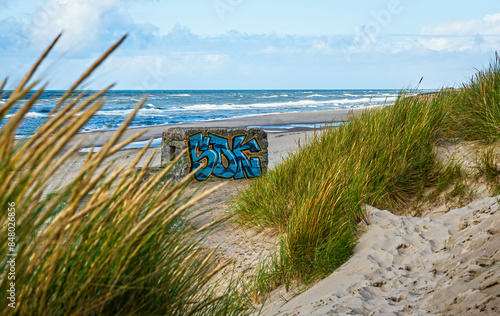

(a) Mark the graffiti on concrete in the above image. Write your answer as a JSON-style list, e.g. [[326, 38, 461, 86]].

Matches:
[[187, 132, 263, 181]]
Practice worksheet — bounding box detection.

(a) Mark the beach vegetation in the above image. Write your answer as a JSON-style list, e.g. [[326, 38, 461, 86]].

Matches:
[[235, 89, 451, 288], [444, 53, 500, 143], [475, 145, 500, 195], [235, 54, 500, 300], [0, 35, 247, 315]]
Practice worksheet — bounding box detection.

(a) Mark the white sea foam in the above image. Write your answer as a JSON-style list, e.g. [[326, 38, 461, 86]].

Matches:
[[258, 95, 280, 98], [306, 94, 327, 98], [97, 108, 173, 116], [335, 96, 396, 104], [5, 112, 47, 119], [337, 98, 371, 104], [137, 108, 172, 115], [96, 110, 133, 116], [258, 94, 288, 98], [181, 101, 303, 111], [362, 95, 399, 101], [181, 97, 393, 111], [343, 93, 357, 97], [28, 112, 47, 118], [90, 125, 112, 131], [145, 103, 155, 107], [169, 94, 191, 97]]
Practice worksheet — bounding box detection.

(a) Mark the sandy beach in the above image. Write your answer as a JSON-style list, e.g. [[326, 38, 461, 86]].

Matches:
[[67, 107, 365, 149], [49, 108, 499, 315], [260, 201, 499, 315]]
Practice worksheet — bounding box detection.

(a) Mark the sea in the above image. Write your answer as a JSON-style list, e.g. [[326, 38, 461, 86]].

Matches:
[[0, 89, 420, 139]]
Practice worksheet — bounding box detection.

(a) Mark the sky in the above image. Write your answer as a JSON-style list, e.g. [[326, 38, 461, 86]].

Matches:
[[1, 0, 500, 90]]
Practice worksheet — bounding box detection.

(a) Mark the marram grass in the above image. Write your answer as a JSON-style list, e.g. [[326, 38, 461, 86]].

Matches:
[[0, 35, 246, 315], [445, 53, 500, 143], [235, 89, 455, 287], [238, 54, 500, 295]]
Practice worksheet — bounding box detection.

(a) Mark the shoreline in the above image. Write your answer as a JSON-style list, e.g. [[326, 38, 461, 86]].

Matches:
[[68, 107, 374, 148]]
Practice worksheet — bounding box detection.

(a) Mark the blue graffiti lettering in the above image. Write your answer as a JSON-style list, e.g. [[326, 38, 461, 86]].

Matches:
[[187, 132, 263, 181], [232, 135, 262, 179], [187, 132, 218, 181]]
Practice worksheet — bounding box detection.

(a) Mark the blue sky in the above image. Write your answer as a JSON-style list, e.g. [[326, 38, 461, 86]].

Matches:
[[1, 0, 500, 90]]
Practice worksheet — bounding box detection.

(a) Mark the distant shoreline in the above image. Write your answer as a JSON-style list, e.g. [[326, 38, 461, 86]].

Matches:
[[7, 89, 401, 139], [68, 106, 379, 149]]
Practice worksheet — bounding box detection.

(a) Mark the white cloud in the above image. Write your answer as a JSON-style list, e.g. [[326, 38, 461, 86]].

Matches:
[[0, 17, 27, 51], [1, 4, 498, 90], [414, 12, 500, 52], [28, 0, 124, 51], [417, 37, 474, 52], [259, 45, 279, 54], [484, 13, 500, 24], [421, 12, 500, 36], [307, 40, 335, 55]]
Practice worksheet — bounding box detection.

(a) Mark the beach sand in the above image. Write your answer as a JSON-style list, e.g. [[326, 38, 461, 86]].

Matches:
[[49, 107, 499, 315], [46, 120, 317, 291], [260, 200, 499, 315], [66, 107, 363, 149], [50, 108, 344, 191], [47, 129, 316, 194]]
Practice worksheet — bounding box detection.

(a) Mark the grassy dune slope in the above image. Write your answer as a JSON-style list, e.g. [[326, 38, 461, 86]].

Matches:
[[236, 55, 500, 296]]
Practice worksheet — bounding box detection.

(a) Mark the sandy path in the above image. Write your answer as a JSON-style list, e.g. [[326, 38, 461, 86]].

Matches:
[[261, 198, 500, 315], [45, 129, 315, 284], [46, 130, 314, 193], [162, 131, 316, 284]]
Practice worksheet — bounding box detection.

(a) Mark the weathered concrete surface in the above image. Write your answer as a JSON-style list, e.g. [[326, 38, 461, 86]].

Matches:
[[162, 128, 268, 181]]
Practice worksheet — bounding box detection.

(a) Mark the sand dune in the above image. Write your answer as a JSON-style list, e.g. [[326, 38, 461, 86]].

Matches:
[[261, 198, 499, 315]]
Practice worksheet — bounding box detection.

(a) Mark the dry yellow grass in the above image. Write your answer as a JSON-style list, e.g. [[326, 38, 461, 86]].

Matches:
[[0, 35, 246, 315]]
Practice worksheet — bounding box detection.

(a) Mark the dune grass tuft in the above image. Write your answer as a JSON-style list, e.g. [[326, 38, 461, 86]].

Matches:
[[237, 54, 500, 298], [235, 89, 458, 288], [444, 53, 500, 143], [475, 145, 500, 195], [0, 35, 246, 315]]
